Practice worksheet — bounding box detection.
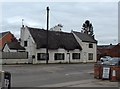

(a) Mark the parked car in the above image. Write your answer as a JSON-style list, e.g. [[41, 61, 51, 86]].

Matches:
[[100, 56, 112, 62], [109, 58, 120, 66], [101, 57, 120, 66], [101, 60, 111, 65]]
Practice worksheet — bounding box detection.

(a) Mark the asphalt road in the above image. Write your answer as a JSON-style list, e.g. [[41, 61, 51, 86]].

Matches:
[[2, 63, 94, 87]]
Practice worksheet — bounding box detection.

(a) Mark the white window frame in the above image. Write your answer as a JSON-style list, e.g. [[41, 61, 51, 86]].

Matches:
[[54, 53, 64, 60], [37, 53, 48, 60], [72, 53, 80, 60], [88, 53, 93, 60]]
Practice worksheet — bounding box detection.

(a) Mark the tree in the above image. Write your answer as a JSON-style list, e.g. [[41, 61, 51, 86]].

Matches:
[[81, 20, 94, 37]]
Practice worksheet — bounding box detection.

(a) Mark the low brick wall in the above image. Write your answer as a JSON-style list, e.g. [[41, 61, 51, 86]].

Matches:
[[94, 63, 120, 82], [94, 64, 103, 79], [110, 66, 120, 82]]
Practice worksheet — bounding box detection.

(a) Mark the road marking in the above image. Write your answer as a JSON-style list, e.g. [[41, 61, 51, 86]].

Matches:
[[65, 74, 69, 75], [65, 70, 93, 76]]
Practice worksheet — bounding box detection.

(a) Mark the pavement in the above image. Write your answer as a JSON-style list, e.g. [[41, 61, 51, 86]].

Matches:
[[38, 77, 118, 87], [38, 70, 119, 87]]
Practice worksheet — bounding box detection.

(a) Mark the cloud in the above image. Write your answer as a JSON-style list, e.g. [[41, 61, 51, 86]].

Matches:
[[6, 16, 24, 25], [1, 0, 119, 3], [1, 2, 118, 45]]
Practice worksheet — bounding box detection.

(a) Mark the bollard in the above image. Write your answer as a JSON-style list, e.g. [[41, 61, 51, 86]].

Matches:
[[0, 71, 11, 89], [111, 69, 117, 82], [110, 66, 118, 82], [4, 72, 11, 89]]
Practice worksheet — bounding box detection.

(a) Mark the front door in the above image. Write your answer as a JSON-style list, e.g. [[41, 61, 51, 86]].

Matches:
[[83, 52, 87, 63], [67, 53, 70, 63]]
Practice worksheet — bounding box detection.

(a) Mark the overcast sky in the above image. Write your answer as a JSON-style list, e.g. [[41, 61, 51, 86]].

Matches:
[[1, 1, 119, 45]]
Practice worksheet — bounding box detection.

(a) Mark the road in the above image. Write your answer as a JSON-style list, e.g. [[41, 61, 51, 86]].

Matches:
[[2, 63, 119, 88], [3, 63, 94, 87]]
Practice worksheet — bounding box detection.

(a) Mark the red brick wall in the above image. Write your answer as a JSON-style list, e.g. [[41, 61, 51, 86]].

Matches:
[[97, 44, 120, 60], [0, 33, 14, 50], [109, 44, 120, 57]]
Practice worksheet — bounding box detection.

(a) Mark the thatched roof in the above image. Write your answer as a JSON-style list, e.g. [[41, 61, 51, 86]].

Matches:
[[28, 27, 82, 50]]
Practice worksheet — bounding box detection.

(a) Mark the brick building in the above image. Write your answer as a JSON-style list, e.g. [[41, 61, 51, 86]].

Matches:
[[0, 31, 17, 51], [97, 43, 120, 60]]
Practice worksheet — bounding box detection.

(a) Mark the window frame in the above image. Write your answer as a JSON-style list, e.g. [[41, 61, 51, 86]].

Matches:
[[54, 53, 65, 60], [88, 53, 93, 60], [72, 53, 80, 60], [37, 53, 48, 61]]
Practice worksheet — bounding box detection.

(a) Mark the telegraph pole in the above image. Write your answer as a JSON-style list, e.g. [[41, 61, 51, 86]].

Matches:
[[46, 6, 49, 64]]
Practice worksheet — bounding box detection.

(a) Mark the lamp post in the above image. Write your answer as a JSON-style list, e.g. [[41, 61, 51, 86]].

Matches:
[[46, 6, 49, 64]]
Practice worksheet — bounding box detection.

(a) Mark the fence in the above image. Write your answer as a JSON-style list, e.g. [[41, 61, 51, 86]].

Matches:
[[0, 52, 28, 64], [0, 52, 28, 59]]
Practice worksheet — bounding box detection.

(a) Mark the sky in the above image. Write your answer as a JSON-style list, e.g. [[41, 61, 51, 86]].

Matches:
[[1, 0, 119, 45]]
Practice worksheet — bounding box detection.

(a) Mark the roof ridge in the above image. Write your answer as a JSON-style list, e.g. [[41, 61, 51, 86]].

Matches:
[[26, 26, 71, 34], [26, 26, 45, 30]]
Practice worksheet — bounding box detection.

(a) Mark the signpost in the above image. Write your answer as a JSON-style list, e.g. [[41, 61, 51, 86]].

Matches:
[[0, 71, 11, 89], [102, 67, 110, 79]]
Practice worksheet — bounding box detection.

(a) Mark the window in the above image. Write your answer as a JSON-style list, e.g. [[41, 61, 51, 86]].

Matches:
[[72, 53, 80, 59], [54, 53, 64, 60], [37, 53, 48, 60], [24, 41, 27, 47], [89, 43, 93, 48], [88, 53, 93, 60]]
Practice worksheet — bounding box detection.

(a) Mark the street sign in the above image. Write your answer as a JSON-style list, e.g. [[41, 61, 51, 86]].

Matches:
[[4, 72, 11, 89], [0, 71, 11, 89], [102, 67, 110, 79]]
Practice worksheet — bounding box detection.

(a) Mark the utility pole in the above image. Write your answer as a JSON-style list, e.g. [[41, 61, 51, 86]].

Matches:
[[46, 6, 49, 64]]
